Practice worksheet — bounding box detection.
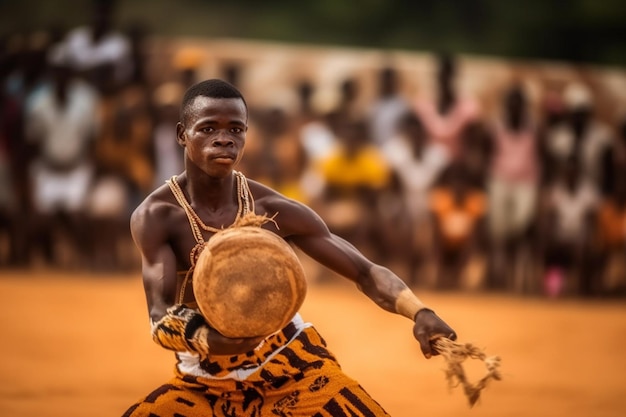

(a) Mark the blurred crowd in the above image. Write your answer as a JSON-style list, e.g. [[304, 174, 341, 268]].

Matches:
[[1, 1, 625, 298]]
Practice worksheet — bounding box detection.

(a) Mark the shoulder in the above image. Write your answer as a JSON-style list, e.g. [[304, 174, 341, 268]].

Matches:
[[247, 179, 328, 238], [248, 179, 307, 215], [130, 183, 178, 242]]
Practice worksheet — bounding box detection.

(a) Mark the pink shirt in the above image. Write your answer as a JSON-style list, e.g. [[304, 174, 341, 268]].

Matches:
[[414, 97, 480, 160], [490, 124, 539, 184]]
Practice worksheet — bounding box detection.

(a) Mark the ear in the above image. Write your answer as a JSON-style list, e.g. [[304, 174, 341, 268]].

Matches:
[[176, 122, 186, 147]]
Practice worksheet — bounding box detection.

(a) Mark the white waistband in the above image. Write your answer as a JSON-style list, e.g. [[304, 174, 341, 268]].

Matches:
[[176, 313, 311, 381]]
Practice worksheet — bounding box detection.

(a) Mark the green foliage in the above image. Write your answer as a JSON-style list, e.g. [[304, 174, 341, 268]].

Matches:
[[1, 0, 624, 66]]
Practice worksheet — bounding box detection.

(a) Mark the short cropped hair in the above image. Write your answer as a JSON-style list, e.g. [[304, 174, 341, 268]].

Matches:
[[180, 79, 247, 121]]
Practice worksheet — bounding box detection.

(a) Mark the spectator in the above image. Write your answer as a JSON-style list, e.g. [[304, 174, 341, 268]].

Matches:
[[250, 105, 308, 202], [151, 82, 185, 188], [429, 163, 487, 290], [317, 118, 391, 260], [414, 53, 482, 164], [540, 82, 613, 195], [1, 31, 57, 265], [539, 156, 599, 297], [124, 20, 151, 87], [62, 0, 132, 91], [368, 65, 412, 147], [296, 83, 341, 205], [88, 77, 154, 272], [381, 111, 450, 285], [93, 72, 154, 205], [486, 84, 541, 292], [24, 43, 100, 268], [336, 76, 363, 121], [298, 84, 340, 167]]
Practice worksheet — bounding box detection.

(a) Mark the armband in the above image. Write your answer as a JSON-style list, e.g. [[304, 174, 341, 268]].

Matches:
[[394, 288, 428, 321], [150, 305, 210, 357]]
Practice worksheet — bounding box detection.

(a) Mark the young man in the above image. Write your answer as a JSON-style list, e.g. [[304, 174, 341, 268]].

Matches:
[[124, 79, 456, 416]]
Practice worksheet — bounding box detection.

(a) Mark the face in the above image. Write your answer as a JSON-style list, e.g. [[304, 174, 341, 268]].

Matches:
[[177, 96, 248, 178]]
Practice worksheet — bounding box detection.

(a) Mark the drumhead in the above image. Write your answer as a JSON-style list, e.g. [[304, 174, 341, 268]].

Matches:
[[193, 226, 307, 338]]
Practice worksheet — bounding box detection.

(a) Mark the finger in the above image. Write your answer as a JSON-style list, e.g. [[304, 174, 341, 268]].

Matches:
[[415, 331, 433, 359]]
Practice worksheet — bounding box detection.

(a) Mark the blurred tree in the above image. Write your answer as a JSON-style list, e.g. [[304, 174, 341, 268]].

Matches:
[[1, 0, 624, 66]]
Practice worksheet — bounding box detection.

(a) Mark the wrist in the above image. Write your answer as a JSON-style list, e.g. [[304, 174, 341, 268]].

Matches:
[[413, 307, 435, 321], [395, 288, 428, 322]]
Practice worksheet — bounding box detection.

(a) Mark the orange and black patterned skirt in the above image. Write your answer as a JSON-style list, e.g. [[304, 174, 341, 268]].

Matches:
[[123, 324, 390, 417]]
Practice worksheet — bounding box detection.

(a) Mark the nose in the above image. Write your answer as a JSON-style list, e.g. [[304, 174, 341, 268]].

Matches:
[[212, 133, 234, 147]]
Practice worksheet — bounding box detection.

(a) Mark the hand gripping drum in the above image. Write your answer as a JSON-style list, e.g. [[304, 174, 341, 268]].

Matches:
[[192, 225, 308, 339]]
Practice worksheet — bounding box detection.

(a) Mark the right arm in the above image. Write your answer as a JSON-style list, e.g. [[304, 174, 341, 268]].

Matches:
[[130, 198, 265, 356], [130, 200, 211, 357]]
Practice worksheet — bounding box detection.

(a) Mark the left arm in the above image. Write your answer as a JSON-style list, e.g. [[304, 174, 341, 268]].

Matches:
[[274, 197, 457, 358]]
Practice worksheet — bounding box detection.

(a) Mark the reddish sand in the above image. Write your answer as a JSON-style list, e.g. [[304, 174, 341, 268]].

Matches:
[[1, 270, 625, 417]]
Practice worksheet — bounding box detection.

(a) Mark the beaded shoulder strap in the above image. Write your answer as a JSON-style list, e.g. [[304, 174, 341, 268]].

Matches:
[[165, 171, 255, 303], [166, 176, 205, 246]]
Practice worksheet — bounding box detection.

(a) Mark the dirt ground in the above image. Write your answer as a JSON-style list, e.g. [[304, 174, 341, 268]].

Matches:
[[1, 269, 625, 417]]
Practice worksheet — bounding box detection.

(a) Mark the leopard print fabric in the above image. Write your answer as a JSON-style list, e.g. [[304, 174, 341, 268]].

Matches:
[[151, 305, 211, 358], [123, 326, 390, 416]]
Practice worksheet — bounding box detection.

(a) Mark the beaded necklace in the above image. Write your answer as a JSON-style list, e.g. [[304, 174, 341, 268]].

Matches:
[[166, 170, 254, 302]]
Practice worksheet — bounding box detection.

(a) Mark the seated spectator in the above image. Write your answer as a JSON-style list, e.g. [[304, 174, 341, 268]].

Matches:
[[429, 163, 487, 290], [539, 156, 599, 297], [317, 118, 391, 260]]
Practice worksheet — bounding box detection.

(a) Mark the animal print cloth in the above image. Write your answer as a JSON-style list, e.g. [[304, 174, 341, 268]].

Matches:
[[123, 324, 390, 416]]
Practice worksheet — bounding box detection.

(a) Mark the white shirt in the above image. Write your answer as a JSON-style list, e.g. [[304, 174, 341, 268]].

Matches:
[[382, 135, 450, 218], [368, 96, 412, 146], [549, 181, 599, 241], [63, 26, 132, 82], [26, 80, 99, 166]]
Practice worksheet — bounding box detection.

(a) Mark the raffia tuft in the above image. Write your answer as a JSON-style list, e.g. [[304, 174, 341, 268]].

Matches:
[[231, 212, 279, 229], [434, 337, 502, 407]]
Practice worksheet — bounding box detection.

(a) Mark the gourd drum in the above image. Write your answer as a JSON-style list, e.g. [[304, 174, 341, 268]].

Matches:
[[193, 226, 307, 338]]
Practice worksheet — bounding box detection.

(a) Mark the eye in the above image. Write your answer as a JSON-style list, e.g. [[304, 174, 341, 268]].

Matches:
[[200, 126, 214, 133], [231, 127, 244, 134]]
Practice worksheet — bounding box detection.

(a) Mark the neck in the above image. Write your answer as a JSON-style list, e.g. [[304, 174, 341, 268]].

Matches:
[[181, 169, 236, 210]]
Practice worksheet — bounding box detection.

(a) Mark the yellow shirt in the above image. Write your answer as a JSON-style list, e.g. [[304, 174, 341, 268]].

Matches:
[[320, 145, 390, 189]]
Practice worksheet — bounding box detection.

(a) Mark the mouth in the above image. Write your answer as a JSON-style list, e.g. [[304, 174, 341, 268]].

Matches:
[[212, 154, 236, 164]]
